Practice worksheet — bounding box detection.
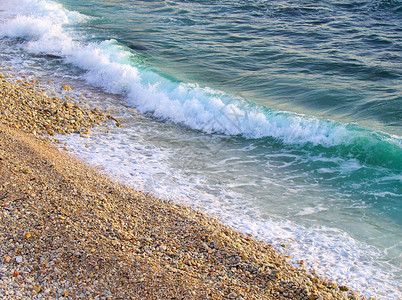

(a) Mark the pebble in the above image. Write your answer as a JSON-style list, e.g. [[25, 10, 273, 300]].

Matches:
[[61, 85, 72, 91], [0, 77, 120, 137], [34, 285, 42, 293], [157, 245, 167, 252]]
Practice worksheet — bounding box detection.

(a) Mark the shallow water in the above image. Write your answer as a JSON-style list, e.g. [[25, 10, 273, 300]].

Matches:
[[0, 0, 401, 298]]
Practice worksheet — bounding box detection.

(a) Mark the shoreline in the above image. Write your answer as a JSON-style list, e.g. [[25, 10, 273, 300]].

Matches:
[[0, 73, 366, 299]]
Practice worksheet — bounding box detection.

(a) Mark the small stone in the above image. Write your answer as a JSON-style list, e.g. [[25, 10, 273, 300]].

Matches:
[[228, 292, 237, 299], [64, 102, 73, 109], [328, 282, 337, 289], [13, 270, 19, 277], [62, 85, 72, 91], [25, 232, 32, 239], [34, 285, 42, 293], [158, 245, 167, 252], [4, 256, 11, 263], [15, 256, 22, 263], [0, 73, 4, 79], [26, 277, 34, 284], [339, 285, 349, 291]]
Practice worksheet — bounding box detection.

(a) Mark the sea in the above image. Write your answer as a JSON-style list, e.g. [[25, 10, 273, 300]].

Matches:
[[0, 0, 401, 298]]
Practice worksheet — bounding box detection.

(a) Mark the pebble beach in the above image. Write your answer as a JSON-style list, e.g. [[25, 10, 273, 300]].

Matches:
[[0, 72, 370, 299]]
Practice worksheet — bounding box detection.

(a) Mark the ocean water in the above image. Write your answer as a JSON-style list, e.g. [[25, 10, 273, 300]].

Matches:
[[0, 0, 401, 298]]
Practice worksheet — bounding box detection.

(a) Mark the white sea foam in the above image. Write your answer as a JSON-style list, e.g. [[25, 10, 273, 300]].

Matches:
[[295, 204, 328, 216]]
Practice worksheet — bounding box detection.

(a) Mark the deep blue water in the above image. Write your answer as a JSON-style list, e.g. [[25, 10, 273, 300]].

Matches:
[[0, 0, 401, 298]]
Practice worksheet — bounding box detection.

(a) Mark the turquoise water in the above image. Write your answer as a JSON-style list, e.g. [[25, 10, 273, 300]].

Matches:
[[0, 0, 401, 298], [63, 0, 402, 135]]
